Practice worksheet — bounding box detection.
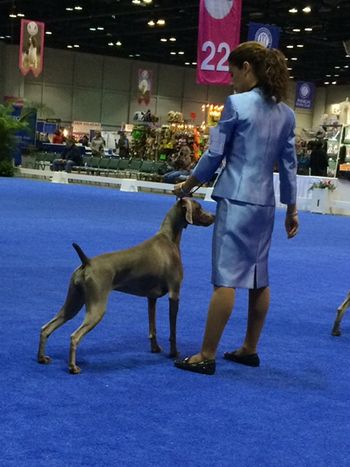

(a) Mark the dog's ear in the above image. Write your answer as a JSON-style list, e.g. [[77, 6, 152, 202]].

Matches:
[[180, 197, 193, 224]]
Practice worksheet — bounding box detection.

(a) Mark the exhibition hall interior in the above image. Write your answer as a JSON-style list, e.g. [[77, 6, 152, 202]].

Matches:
[[1, 1, 350, 466]]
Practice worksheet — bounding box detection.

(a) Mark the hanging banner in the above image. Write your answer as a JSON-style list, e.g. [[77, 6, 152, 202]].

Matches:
[[247, 23, 280, 49], [295, 81, 316, 110], [197, 0, 242, 85], [19, 19, 45, 77], [137, 69, 152, 105]]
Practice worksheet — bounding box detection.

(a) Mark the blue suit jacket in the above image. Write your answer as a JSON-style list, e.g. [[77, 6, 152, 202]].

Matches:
[[193, 88, 297, 206]]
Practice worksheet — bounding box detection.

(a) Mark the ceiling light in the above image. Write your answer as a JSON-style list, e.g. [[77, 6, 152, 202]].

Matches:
[[66, 7, 74, 11], [291, 57, 298, 61], [335, 66, 340, 69], [324, 82, 330, 85], [185, 62, 190, 65], [97, 27, 104, 30], [169, 37, 176, 42], [287, 45, 294, 48], [67, 45, 73, 48], [191, 62, 197, 65], [108, 42, 114, 46], [178, 51, 185, 55], [129, 54, 134, 57], [74, 45, 80, 48], [170, 52, 176, 55], [304, 27, 313, 32], [132, 0, 141, 4], [89, 27, 96, 31], [292, 28, 301, 32], [302, 6, 311, 13], [332, 81, 337, 84], [0, 36, 5, 39], [143, 0, 153, 3], [287, 67, 293, 71], [289, 8, 298, 13], [326, 74, 331, 77], [116, 41, 122, 46], [345, 65, 349, 69], [148, 20, 155, 26], [74, 6, 83, 10], [160, 38, 167, 42], [334, 74, 339, 77], [17, 13, 25, 17], [157, 19, 165, 26], [46, 31, 53, 35], [289, 76, 294, 79], [9, 13, 16, 18], [135, 53, 140, 57], [296, 44, 304, 48]]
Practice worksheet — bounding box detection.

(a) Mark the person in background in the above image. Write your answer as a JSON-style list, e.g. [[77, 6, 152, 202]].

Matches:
[[79, 134, 89, 147], [52, 138, 83, 172], [52, 129, 64, 144], [173, 41, 299, 375], [91, 131, 105, 157], [117, 132, 129, 158], [310, 140, 328, 176], [163, 140, 194, 184]]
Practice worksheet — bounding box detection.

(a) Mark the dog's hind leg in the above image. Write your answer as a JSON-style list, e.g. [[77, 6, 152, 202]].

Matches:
[[332, 291, 350, 336], [38, 281, 85, 364], [148, 298, 161, 353], [68, 293, 109, 374]]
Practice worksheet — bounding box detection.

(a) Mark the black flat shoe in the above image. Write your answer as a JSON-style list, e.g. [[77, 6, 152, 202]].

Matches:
[[223, 351, 260, 367], [174, 356, 216, 375]]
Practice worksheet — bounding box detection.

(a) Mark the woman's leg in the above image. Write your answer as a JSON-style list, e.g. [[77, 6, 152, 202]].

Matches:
[[188, 286, 235, 363], [236, 286, 270, 355]]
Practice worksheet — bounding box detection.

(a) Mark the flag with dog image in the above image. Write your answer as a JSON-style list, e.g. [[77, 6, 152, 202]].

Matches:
[[19, 19, 45, 77]]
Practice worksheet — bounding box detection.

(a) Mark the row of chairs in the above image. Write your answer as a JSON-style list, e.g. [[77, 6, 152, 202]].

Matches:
[[72, 156, 169, 181]]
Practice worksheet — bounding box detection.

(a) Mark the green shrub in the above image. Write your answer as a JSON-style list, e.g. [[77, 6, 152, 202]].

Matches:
[[0, 160, 15, 177]]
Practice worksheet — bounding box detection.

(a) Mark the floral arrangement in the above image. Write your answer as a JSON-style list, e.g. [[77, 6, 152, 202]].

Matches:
[[308, 180, 336, 191]]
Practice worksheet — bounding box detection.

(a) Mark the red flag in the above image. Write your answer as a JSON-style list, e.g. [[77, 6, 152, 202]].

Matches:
[[197, 0, 242, 85], [19, 19, 45, 77]]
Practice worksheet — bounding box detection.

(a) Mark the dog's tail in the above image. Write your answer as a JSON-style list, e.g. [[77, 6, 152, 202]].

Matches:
[[72, 243, 90, 266]]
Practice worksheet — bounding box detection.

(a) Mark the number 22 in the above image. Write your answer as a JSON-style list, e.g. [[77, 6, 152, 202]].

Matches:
[[201, 41, 230, 72]]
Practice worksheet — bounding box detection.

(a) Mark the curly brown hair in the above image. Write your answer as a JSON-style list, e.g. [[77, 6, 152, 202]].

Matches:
[[228, 41, 289, 103]]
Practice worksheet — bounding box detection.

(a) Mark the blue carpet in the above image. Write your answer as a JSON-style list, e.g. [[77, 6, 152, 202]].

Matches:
[[1, 177, 350, 466]]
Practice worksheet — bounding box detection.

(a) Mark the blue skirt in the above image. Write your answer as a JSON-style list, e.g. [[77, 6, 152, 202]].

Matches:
[[212, 199, 275, 289]]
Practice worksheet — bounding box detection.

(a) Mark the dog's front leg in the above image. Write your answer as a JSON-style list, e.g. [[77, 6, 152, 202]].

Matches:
[[148, 298, 162, 353], [168, 294, 179, 358]]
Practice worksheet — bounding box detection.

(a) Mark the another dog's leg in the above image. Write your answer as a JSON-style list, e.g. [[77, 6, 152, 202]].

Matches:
[[148, 298, 161, 353], [69, 295, 109, 374], [332, 291, 350, 336], [38, 282, 84, 364], [168, 291, 180, 358]]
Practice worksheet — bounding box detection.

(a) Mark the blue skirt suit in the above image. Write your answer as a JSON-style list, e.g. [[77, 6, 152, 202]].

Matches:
[[192, 88, 297, 289]]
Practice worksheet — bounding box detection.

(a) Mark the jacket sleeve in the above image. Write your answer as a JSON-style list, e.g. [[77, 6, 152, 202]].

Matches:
[[192, 96, 238, 183], [278, 115, 297, 205]]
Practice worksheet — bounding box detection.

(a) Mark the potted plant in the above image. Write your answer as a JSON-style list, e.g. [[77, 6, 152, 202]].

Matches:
[[0, 104, 28, 177], [308, 179, 336, 214]]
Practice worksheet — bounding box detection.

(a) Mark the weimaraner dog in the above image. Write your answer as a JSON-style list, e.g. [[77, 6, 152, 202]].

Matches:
[[38, 197, 215, 374], [331, 291, 350, 336]]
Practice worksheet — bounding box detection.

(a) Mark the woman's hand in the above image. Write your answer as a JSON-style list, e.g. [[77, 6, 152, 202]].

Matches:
[[285, 212, 299, 238], [173, 181, 190, 198]]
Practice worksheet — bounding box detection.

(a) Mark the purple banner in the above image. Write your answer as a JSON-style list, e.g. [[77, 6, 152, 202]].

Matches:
[[295, 81, 315, 109]]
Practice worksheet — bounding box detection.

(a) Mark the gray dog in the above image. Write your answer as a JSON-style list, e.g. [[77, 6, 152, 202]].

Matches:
[[38, 197, 215, 374]]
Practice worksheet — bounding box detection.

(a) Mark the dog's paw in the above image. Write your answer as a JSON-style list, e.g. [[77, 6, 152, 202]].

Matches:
[[38, 355, 52, 364], [69, 365, 81, 374]]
